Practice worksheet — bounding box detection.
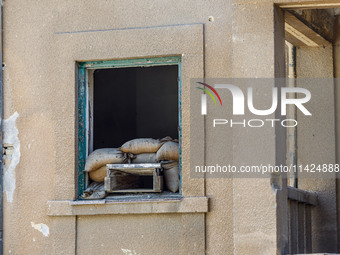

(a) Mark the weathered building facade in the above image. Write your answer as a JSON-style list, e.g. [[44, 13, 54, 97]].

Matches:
[[1, 0, 340, 254]]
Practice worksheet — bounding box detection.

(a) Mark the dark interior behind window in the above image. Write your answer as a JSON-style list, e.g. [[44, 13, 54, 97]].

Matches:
[[93, 65, 179, 149]]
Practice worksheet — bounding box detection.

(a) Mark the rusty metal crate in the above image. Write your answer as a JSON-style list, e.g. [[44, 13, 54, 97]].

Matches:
[[104, 163, 163, 193]]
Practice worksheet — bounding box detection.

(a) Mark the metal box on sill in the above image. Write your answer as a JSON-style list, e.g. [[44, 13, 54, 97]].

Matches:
[[104, 163, 163, 193]]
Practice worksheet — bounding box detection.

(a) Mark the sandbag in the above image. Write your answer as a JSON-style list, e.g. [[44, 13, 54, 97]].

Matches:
[[81, 181, 106, 200], [89, 166, 107, 182], [131, 153, 158, 163], [159, 136, 178, 143], [84, 148, 124, 172], [156, 141, 179, 161], [120, 138, 162, 154], [162, 161, 179, 192]]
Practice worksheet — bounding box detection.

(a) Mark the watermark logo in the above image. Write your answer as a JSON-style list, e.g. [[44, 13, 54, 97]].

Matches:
[[197, 82, 311, 116], [196, 82, 222, 115]]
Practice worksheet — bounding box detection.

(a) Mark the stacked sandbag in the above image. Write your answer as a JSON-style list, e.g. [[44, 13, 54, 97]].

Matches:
[[84, 148, 125, 182], [162, 161, 179, 193], [156, 141, 179, 192], [156, 141, 179, 162], [120, 138, 161, 164], [89, 166, 107, 182], [159, 136, 178, 143], [81, 181, 106, 200], [130, 153, 158, 163], [120, 138, 163, 154], [108, 137, 180, 193]]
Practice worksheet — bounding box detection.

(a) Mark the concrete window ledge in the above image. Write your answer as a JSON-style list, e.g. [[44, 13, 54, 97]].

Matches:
[[47, 196, 209, 216]]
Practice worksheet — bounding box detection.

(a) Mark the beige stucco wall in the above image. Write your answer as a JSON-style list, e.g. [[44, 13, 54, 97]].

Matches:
[[2, 1, 222, 254], [296, 45, 337, 252], [2, 0, 339, 255]]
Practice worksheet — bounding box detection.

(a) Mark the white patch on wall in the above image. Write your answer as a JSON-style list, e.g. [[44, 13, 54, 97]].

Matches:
[[121, 249, 140, 255], [3, 112, 20, 203], [31, 222, 50, 237]]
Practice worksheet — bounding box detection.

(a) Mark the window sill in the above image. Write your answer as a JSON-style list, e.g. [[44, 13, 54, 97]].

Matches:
[[47, 196, 208, 216]]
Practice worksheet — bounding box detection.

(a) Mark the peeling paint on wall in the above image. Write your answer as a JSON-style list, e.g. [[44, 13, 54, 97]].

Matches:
[[31, 222, 50, 237], [121, 249, 140, 255], [3, 112, 20, 203]]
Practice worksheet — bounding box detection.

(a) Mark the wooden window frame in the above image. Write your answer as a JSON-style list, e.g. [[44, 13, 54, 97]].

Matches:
[[77, 56, 182, 197]]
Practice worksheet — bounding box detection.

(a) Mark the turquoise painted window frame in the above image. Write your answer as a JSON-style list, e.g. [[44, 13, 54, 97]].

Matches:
[[77, 56, 182, 197]]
